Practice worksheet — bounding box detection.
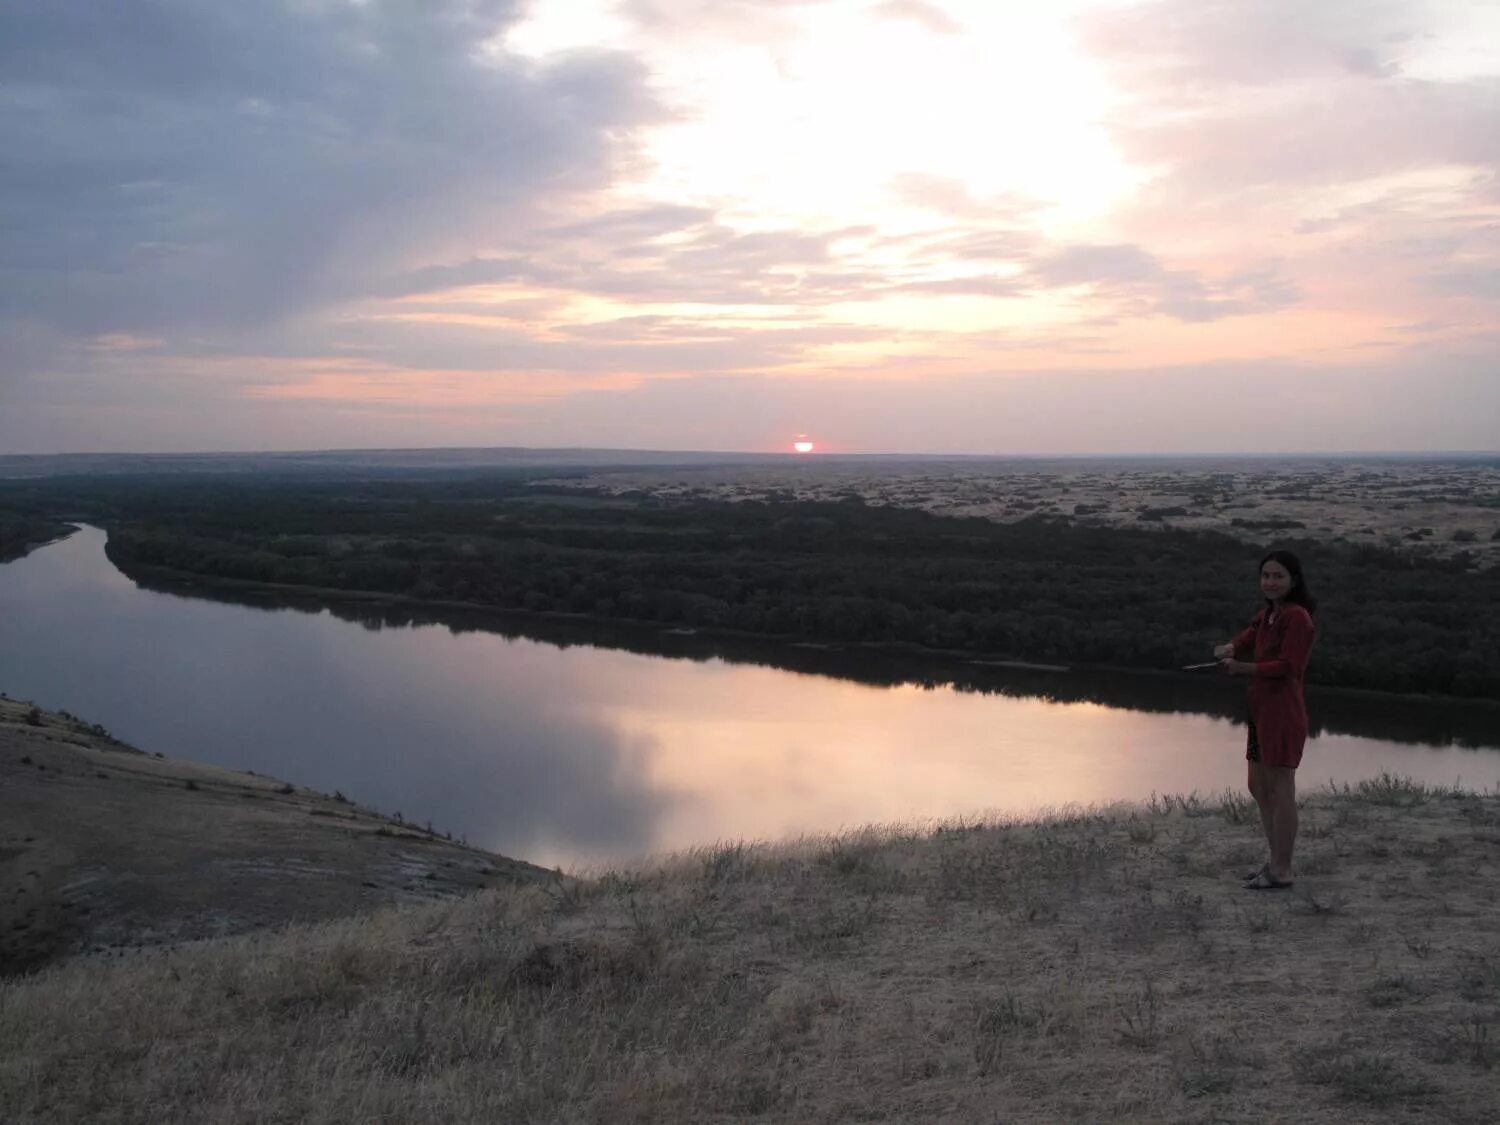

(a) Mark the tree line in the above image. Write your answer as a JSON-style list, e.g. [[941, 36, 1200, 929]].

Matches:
[[0, 512, 73, 562], [12, 473, 1486, 700]]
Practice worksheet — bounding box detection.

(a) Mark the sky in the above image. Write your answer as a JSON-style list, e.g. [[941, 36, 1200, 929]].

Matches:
[[2, 0, 1498, 456]]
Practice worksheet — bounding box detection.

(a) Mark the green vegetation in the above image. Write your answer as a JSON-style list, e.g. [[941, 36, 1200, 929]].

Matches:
[[0, 513, 72, 562], [4, 472, 1497, 698]]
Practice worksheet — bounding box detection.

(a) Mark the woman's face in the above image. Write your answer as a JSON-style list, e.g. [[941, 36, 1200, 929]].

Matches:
[[1260, 560, 1294, 602]]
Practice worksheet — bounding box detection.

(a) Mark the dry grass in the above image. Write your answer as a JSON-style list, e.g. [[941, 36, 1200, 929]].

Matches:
[[4, 780, 1500, 1123]]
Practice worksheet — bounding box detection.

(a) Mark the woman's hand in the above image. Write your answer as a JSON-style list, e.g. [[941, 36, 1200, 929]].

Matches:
[[1212, 643, 1234, 659], [1220, 659, 1255, 676]]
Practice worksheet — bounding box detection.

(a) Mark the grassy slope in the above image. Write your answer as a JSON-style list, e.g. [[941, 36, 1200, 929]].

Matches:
[[3, 768, 1498, 1123]]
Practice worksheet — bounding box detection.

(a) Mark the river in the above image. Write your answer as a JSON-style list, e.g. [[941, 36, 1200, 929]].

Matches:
[[3, 526, 1498, 869]]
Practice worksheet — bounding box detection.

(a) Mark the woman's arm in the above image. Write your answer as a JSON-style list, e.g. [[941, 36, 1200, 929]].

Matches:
[[1249, 610, 1315, 679], [1215, 621, 1258, 660]]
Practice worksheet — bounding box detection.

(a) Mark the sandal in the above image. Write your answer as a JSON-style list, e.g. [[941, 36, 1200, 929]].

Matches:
[[1244, 870, 1294, 891], [1242, 863, 1269, 882]]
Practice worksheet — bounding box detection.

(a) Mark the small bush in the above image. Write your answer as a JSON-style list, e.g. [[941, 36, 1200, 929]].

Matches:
[[1431, 1016, 1495, 1069], [1117, 980, 1163, 1049], [1218, 790, 1253, 825], [1362, 972, 1416, 1008], [1340, 772, 1432, 807], [1295, 1045, 1438, 1105]]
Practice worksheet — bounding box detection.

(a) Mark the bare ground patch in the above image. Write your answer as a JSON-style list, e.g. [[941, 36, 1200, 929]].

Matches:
[[0, 698, 548, 977]]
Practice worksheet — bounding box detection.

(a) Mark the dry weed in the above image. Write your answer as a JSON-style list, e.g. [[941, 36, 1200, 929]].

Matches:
[[5, 783, 1500, 1122]]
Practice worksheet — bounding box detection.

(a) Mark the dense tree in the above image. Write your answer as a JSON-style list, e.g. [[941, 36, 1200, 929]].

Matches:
[[7, 475, 1498, 699]]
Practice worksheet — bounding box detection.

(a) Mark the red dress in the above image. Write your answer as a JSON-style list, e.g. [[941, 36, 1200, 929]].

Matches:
[[1231, 604, 1316, 768]]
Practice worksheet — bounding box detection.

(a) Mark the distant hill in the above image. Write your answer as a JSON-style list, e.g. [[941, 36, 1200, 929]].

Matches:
[[6, 446, 1496, 480], [0, 446, 797, 479]]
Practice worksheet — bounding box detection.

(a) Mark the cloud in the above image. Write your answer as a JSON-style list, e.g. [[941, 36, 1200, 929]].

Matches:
[[1429, 267, 1500, 300], [1071, 0, 1498, 344], [0, 0, 658, 341], [506, 354, 1500, 455], [1113, 78, 1500, 196], [1031, 244, 1162, 286], [274, 313, 885, 377], [367, 214, 889, 308], [1081, 0, 1500, 195], [4, 0, 1496, 455], [873, 1, 962, 36], [544, 204, 719, 242], [1079, 0, 1426, 90], [622, 0, 815, 38], [887, 173, 1044, 223], [889, 239, 1300, 321]]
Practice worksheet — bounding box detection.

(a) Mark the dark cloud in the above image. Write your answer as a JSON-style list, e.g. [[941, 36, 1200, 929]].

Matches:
[[0, 0, 658, 340]]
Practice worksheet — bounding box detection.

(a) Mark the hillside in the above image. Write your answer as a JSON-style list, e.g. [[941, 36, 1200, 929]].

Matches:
[[0, 698, 547, 977], [3, 726, 1498, 1122]]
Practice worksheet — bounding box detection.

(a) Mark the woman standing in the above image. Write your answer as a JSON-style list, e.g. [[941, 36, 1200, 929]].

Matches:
[[1214, 550, 1317, 891]]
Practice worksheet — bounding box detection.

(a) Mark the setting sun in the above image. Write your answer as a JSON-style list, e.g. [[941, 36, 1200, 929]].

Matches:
[[793, 439, 815, 454]]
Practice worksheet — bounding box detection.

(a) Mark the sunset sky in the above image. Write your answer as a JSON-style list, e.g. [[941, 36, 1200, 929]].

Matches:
[[2, 0, 1498, 455]]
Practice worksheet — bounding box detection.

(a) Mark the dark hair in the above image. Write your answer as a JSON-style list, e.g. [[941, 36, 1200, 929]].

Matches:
[[1259, 549, 1317, 616]]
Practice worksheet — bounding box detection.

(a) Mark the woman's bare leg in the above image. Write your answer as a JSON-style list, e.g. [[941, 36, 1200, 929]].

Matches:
[[1264, 766, 1298, 881], [1247, 762, 1274, 858]]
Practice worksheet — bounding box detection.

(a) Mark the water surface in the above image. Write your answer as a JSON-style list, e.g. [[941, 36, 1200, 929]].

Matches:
[[3, 527, 1497, 868]]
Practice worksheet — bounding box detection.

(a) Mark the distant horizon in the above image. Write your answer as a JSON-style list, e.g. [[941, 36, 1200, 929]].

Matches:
[[4, 443, 1497, 464]]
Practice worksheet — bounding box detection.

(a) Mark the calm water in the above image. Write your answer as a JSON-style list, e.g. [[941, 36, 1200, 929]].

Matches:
[[4, 526, 1499, 868]]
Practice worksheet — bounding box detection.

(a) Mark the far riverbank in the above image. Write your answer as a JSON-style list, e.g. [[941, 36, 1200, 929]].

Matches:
[[108, 544, 1500, 753]]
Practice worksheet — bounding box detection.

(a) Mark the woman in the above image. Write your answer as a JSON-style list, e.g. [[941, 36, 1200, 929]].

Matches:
[[1214, 549, 1317, 891]]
